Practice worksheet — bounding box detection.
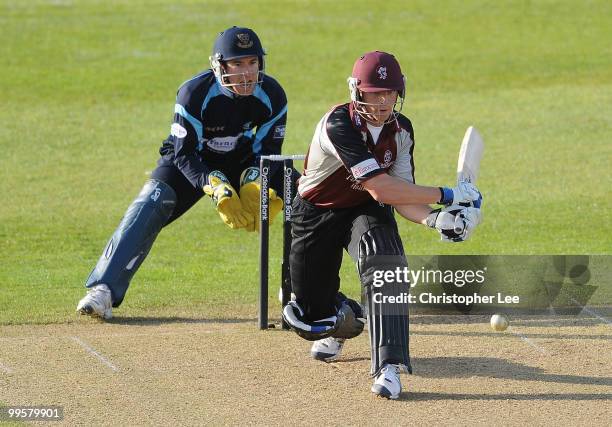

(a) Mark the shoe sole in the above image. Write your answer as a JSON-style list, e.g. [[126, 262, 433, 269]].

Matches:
[[311, 351, 340, 362], [76, 305, 112, 320], [371, 384, 399, 400], [77, 305, 94, 315]]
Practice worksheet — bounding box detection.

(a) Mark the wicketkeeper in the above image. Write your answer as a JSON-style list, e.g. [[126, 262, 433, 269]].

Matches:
[[282, 51, 482, 399], [77, 26, 298, 319]]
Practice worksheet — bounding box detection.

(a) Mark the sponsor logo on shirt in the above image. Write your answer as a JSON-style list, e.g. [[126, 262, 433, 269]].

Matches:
[[273, 125, 286, 139], [205, 135, 241, 153], [346, 174, 366, 191], [350, 158, 380, 179], [171, 123, 187, 139]]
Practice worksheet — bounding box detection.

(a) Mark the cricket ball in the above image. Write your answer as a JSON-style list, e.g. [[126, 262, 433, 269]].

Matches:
[[490, 313, 509, 331]]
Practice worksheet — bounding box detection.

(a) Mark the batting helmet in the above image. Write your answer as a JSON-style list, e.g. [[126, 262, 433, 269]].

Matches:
[[347, 51, 405, 124]]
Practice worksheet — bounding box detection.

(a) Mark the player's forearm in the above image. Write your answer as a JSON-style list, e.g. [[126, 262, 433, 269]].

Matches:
[[363, 174, 441, 205], [173, 153, 211, 189], [394, 204, 433, 225]]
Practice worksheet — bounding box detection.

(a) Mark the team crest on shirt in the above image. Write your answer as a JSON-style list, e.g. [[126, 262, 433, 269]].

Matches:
[[384, 149, 392, 164], [380, 149, 394, 168], [377, 66, 387, 80], [236, 33, 253, 48]]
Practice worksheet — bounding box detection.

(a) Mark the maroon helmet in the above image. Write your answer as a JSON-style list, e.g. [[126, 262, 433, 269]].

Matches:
[[348, 51, 405, 124]]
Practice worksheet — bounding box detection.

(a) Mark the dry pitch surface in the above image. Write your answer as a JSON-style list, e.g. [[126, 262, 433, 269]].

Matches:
[[1, 315, 610, 426]]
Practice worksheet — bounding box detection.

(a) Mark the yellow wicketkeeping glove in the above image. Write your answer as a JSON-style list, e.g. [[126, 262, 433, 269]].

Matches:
[[239, 167, 283, 232], [203, 171, 253, 229]]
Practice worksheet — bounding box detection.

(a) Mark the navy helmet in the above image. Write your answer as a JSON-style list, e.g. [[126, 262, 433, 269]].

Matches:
[[211, 26, 265, 64], [209, 26, 266, 92]]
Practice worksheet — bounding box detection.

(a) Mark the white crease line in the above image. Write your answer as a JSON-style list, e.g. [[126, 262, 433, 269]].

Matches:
[[71, 336, 119, 372], [571, 301, 612, 326], [0, 328, 232, 343], [0, 361, 14, 374], [507, 326, 547, 354], [580, 306, 611, 326]]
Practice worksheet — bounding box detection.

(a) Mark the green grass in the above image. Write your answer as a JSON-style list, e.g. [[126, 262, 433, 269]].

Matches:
[[1, 0, 611, 324]]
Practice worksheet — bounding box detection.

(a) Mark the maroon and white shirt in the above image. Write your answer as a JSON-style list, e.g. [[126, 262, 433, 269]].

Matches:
[[298, 103, 415, 208]]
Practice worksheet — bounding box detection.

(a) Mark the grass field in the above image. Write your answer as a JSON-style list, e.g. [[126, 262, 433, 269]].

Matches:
[[1, 0, 611, 324], [0, 2, 611, 423]]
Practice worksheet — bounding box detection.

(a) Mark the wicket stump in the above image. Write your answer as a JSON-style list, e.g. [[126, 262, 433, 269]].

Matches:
[[259, 154, 305, 330]]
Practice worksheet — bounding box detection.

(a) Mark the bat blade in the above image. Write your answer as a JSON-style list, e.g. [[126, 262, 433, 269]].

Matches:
[[457, 126, 484, 184], [454, 126, 484, 233]]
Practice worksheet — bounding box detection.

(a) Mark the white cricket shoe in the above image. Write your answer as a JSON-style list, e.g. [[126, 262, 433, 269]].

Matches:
[[76, 284, 113, 320], [310, 337, 345, 362], [371, 364, 402, 400]]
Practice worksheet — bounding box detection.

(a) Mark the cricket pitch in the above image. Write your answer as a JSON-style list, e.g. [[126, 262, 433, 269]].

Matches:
[[1, 314, 610, 426]]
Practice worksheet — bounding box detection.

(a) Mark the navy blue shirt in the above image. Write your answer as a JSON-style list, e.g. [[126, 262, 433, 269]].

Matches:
[[159, 70, 287, 189]]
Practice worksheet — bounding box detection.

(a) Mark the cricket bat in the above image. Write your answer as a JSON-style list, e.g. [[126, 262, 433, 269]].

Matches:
[[457, 126, 484, 184], [454, 126, 484, 232]]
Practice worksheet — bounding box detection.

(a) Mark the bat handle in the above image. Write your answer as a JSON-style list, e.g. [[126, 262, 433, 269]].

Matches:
[[454, 202, 471, 233]]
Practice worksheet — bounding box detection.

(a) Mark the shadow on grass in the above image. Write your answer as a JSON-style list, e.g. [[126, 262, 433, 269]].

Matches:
[[334, 356, 370, 363], [401, 391, 612, 401], [106, 316, 255, 326]]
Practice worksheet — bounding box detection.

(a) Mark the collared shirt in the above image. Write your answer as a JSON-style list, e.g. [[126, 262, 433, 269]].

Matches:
[[298, 103, 415, 208], [158, 70, 287, 189]]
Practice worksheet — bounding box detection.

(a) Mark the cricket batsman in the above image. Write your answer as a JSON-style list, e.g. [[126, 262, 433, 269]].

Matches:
[[77, 26, 296, 319], [282, 51, 482, 399]]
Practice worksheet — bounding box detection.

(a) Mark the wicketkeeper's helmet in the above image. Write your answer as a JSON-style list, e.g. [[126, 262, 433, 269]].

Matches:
[[209, 26, 266, 91]]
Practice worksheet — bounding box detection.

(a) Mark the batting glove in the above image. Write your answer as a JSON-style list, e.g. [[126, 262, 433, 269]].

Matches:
[[427, 205, 482, 242]]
